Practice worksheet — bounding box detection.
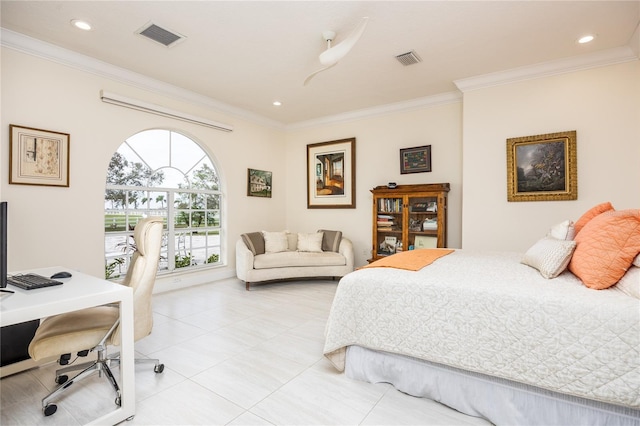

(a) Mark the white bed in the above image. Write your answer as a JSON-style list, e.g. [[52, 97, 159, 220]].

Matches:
[[323, 250, 640, 425]]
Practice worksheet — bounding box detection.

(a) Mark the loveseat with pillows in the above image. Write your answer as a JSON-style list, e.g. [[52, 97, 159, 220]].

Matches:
[[236, 230, 354, 290]]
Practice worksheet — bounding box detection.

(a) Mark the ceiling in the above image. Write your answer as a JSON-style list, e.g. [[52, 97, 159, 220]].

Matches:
[[1, 1, 639, 126]]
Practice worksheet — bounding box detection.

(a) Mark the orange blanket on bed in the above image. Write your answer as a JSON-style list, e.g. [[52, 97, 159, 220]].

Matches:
[[362, 248, 454, 271]]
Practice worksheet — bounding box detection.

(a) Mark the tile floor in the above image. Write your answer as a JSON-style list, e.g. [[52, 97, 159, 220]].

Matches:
[[0, 278, 491, 425]]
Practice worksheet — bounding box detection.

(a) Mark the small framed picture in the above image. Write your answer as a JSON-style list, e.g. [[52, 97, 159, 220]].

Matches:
[[414, 235, 437, 249], [247, 168, 272, 198], [400, 145, 431, 174], [10, 124, 70, 187]]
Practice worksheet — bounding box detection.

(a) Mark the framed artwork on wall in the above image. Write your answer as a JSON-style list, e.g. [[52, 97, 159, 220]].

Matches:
[[9, 124, 70, 187], [307, 138, 356, 208], [247, 168, 272, 198], [400, 145, 431, 174], [506, 130, 577, 202]]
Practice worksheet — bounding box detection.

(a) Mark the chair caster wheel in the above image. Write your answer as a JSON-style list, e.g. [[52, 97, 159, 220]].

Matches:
[[55, 375, 68, 385], [154, 364, 164, 373], [115, 396, 121, 406], [44, 404, 57, 416]]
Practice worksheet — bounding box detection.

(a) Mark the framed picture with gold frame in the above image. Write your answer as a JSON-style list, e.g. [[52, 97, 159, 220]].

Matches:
[[506, 130, 577, 202], [9, 124, 70, 187]]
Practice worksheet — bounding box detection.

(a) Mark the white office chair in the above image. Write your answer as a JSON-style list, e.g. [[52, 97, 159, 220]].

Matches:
[[28, 217, 165, 416]]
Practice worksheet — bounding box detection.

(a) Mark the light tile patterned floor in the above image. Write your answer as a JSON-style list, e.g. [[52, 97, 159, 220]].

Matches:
[[0, 278, 491, 425]]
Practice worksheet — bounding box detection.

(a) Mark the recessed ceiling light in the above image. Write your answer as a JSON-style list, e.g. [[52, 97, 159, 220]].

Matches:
[[273, 101, 282, 107], [578, 35, 595, 44], [71, 19, 92, 31]]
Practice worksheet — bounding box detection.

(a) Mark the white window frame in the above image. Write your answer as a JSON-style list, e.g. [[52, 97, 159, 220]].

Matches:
[[104, 130, 223, 280]]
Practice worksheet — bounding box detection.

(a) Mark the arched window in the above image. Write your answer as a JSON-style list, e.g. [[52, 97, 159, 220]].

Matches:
[[104, 129, 222, 279]]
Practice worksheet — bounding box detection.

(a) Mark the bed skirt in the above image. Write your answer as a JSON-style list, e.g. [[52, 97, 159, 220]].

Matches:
[[345, 346, 640, 426]]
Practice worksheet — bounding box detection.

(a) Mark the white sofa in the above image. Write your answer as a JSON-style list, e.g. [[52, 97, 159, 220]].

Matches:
[[236, 230, 354, 290]]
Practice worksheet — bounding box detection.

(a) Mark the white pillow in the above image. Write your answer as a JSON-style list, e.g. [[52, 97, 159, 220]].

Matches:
[[521, 237, 577, 279], [297, 232, 324, 252], [262, 231, 288, 253], [548, 220, 576, 241], [633, 253, 640, 268], [613, 266, 639, 299]]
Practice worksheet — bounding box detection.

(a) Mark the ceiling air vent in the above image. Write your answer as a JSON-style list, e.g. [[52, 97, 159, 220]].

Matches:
[[395, 50, 422, 66], [136, 23, 185, 47]]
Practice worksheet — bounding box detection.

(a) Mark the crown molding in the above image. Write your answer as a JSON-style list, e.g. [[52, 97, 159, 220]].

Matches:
[[0, 28, 283, 130], [3, 27, 637, 130], [454, 46, 638, 93], [285, 91, 462, 131]]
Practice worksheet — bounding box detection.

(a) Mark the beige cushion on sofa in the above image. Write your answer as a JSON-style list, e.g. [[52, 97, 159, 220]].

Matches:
[[287, 232, 298, 251], [298, 232, 324, 252], [241, 232, 265, 255], [253, 251, 346, 269], [318, 229, 343, 252], [263, 231, 289, 253]]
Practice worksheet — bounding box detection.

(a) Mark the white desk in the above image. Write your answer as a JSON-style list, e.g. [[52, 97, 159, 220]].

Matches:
[[0, 267, 135, 425]]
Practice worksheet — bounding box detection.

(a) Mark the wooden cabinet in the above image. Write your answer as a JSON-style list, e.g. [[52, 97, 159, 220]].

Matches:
[[370, 183, 449, 261]]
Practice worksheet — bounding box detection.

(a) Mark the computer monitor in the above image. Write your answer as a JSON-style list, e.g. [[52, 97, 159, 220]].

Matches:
[[1, 201, 7, 289]]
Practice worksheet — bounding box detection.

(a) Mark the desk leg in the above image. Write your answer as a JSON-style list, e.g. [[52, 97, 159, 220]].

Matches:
[[118, 292, 136, 420], [88, 291, 135, 425]]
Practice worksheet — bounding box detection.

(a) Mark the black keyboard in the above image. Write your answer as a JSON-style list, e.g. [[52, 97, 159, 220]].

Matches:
[[7, 274, 63, 290]]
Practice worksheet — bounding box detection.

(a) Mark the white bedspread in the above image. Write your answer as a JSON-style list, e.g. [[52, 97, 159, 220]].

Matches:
[[323, 250, 640, 408]]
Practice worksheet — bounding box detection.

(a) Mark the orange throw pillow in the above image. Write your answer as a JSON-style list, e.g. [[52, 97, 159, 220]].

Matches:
[[569, 209, 640, 289], [574, 202, 614, 235]]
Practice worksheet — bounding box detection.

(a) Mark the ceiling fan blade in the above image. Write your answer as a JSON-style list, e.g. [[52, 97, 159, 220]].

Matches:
[[303, 63, 337, 86], [319, 17, 369, 67]]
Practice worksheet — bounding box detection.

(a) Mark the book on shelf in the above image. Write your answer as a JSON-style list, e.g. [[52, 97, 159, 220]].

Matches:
[[377, 214, 395, 219], [377, 214, 395, 227], [378, 199, 402, 213]]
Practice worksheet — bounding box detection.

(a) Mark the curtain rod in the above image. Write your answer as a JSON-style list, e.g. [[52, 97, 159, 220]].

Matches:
[[100, 90, 233, 132]]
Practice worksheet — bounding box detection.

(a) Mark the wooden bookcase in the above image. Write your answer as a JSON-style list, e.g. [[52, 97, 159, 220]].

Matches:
[[370, 183, 449, 261]]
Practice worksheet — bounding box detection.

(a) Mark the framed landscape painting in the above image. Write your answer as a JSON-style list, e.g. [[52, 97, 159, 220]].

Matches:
[[506, 130, 577, 202], [307, 138, 355, 208]]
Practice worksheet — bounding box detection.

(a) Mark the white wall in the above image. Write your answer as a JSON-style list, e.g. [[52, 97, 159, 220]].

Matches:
[[3, 43, 638, 285], [1, 48, 287, 285], [461, 61, 640, 251], [284, 102, 463, 267]]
